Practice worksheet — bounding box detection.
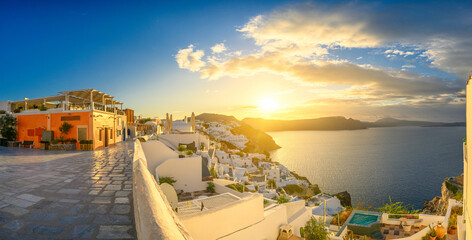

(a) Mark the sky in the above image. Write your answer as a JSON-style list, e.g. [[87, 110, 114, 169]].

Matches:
[[1, 0, 471, 122]]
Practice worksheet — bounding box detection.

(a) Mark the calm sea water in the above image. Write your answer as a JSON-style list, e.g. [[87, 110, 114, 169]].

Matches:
[[268, 127, 465, 209]]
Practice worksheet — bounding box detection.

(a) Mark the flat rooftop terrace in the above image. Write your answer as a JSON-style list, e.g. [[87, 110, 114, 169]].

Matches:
[[177, 193, 240, 215], [0, 142, 136, 239]]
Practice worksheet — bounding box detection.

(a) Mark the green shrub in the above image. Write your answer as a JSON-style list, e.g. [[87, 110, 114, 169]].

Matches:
[[276, 194, 290, 204], [40, 104, 47, 111], [51, 138, 61, 144], [206, 182, 215, 193], [301, 218, 328, 240], [177, 145, 187, 151], [0, 115, 18, 141], [283, 184, 304, 195], [378, 197, 419, 217], [185, 149, 194, 156], [0, 110, 5, 114], [226, 184, 244, 192], [159, 177, 176, 186], [445, 181, 459, 194]]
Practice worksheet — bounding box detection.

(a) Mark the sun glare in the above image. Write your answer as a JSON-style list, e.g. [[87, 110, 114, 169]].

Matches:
[[257, 97, 279, 112]]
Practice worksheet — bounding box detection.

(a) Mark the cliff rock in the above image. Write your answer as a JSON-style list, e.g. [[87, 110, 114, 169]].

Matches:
[[333, 191, 352, 207], [422, 175, 462, 215]]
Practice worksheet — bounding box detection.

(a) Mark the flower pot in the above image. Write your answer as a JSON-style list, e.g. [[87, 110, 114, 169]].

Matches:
[[429, 236, 437, 240], [435, 224, 447, 238], [403, 225, 412, 232], [448, 228, 457, 235]]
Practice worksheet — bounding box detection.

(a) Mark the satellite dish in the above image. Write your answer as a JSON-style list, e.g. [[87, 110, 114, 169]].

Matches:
[[160, 183, 178, 209]]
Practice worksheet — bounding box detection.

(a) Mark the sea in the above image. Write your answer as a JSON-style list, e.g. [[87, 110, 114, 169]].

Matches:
[[268, 126, 465, 209]]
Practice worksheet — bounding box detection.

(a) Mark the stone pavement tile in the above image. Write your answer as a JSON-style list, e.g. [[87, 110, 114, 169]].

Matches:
[[110, 205, 130, 214], [16, 193, 44, 203], [57, 214, 93, 225], [0, 202, 9, 209], [92, 197, 112, 204], [57, 189, 81, 194], [24, 223, 65, 236], [2, 197, 35, 208], [47, 202, 73, 212], [97, 225, 134, 239], [4, 232, 37, 240], [104, 185, 121, 191], [115, 191, 131, 197], [89, 190, 100, 195], [66, 224, 97, 239], [32, 200, 54, 210], [59, 199, 80, 203], [1, 205, 29, 217], [27, 211, 59, 222], [114, 197, 129, 204], [0, 211, 12, 224], [93, 215, 131, 225], [67, 204, 84, 215], [0, 229, 8, 238], [3, 219, 26, 231], [100, 191, 115, 197], [83, 204, 109, 214]]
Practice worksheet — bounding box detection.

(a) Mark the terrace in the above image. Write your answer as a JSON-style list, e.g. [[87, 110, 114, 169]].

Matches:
[[9, 89, 125, 115]]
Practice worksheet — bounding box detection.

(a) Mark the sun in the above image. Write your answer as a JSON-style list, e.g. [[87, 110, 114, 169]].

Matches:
[[257, 97, 279, 112]]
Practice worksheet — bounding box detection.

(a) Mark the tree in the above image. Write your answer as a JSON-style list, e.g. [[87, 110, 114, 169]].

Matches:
[[276, 194, 290, 204], [0, 115, 17, 141], [267, 179, 277, 189], [301, 218, 328, 240], [59, 122, 73, 137]]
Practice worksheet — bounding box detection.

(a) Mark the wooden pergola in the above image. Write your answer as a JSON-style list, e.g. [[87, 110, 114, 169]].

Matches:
[[11, 88, 124, 112]]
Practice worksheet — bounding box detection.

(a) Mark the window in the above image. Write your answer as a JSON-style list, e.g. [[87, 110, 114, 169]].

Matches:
[[27, 129, 34, 137], [99, 130, 103, 141], [78, 128, 87, 141], [61, 115, 80, 121], [110, 129, 113, 139]]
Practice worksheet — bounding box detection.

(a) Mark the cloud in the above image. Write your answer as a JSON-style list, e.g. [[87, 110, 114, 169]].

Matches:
[[211, 43, 227, 53], [176, 2, 470, 120], [385, 49, 415, 57], [175, 44, 205, 72]]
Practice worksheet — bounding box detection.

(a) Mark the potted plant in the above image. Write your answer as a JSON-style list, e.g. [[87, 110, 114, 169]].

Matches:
[[0, 115, 18, 147], [448, 215, 457, 235], [429, 225, 437, 240], [79, 140, 93, 150]]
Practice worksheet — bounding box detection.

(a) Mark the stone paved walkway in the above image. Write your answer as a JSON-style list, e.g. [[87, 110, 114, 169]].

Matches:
[[0, 142, 136, 239]]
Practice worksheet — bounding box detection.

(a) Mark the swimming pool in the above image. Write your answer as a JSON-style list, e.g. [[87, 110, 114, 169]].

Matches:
[[349, 213, 380, 226], [343, 210, 383, 238]]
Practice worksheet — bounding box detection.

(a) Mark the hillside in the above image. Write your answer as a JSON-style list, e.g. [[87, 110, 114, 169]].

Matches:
[[364, 117, 465, 128], [242, 116, 367, 131], [196, 113, 281, 153]]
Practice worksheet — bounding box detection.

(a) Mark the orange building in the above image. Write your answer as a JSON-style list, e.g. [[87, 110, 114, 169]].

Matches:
[[9, 89, 128, 150]]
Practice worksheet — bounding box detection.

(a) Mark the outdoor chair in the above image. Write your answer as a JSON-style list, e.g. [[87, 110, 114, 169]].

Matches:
[[20, 141, 34, 149]]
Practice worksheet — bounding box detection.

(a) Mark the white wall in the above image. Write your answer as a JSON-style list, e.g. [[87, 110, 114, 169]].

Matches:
[[160, 133, 210, 150], [132, 140, 193, 240], [0, 101, 11, 113], [180, 194, 265, 240], [156, 156, 205, 192], [141, 141, 179, 174]]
